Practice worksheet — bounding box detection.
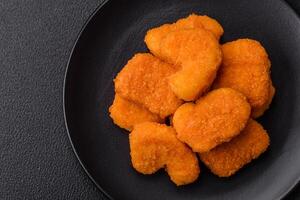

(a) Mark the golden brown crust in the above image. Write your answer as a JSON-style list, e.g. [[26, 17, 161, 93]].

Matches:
[[252, 82, 275, 118], [130, 122, 200, 186], [221, 39, 271, 68], [173, 88, 251, 153], [145, 14, 223, 56], [147, 28, 222, 101], [213, 63, 271, 110], [109, 94, 164, 131], [214, 39, 275, 117], [199, 119, 270, 177], [164, 29, 222, 101], [145, 14, 223, 101], [114, 53, 182, 118]]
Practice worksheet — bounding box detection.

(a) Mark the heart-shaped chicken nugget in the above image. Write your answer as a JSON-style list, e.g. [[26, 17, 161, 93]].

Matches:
[[145, 15, 223, 101], [130, 122, 200, 186], [161, 29, 222, 101], [173, 88, 251, 153], [214, 39, 275, 118], [114, 53, 182, 118]]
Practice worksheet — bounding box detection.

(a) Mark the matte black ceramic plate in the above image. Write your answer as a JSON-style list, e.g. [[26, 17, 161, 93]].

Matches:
[[64, 0, 300, 199]]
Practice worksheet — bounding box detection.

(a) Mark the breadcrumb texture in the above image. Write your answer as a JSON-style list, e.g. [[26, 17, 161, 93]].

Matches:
[[173, 88, 251, 153], [114, 53, 182, 118], [147, 28, 222, 101], [252, 83, 275, 117], [199, 119, 270, 177], [145, 14, 223, 101], [214, 39, 275, 117], [109, 94, 163, 131], [145, 14, 224, 57], [221, 39, 271, 68], [129, 122, 200, 186]]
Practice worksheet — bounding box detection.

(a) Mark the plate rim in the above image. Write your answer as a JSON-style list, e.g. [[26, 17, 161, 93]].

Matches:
[[63, 0, 113, 199], [63, 0, 300, 199]]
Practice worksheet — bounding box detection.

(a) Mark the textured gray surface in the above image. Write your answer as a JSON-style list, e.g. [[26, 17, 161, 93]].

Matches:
[[0, 0, 105, 199], [0, 0, 299, 199]]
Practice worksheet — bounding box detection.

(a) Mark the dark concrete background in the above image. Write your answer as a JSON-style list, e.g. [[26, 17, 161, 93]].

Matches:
[[0, 0, 298, 199]]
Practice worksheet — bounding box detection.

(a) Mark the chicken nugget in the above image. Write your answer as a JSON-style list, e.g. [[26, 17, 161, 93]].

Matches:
[[130, 122, 200, 186], [221, 39, 271, 68], [214, 39, 275, 117], [114, 53, 182, 118], [109, 94, 163, 131], [199, 119, 270, 177], [150, 28, 222, 101], [173, 88, 251, 153], [145, 14, 223, 57], [213, 63, 271, 116]]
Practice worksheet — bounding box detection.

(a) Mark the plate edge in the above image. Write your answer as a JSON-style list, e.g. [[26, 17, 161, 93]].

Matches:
[[62, 0, 113, 199]]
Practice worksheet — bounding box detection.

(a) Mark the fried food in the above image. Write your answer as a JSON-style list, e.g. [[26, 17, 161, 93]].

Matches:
[[213, 39, 274, 118], [145, 14, 223, 57], [114, 53, 182, 118], [130, 122, 200, 186], [109, 94, 163, 131], [147, 28, 222, 101], [221, 39, 271, 68], [145, 14, 223, 101], [164, 29, 222, 101], [109, 15, 274, 184], [181, 14, 224, 40], [199, 119, 270, 177], [173, 88, 251, 153], [213, 63, 272, 117]]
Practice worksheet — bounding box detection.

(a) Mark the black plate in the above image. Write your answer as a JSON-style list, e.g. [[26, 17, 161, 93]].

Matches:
[[64, 0, 300, 199]]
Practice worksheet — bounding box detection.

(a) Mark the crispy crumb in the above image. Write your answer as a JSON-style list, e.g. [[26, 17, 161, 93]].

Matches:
[[130, 122, 200, 186], [199, 119, 270, 177], [173, 88, 251, 153]]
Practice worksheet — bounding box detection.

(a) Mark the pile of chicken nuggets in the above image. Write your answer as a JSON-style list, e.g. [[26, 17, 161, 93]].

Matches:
[[109, 14, 274, 186]]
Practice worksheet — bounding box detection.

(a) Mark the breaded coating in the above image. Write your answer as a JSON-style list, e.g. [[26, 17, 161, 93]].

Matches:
[[214, 39, 275, 117], [252, 83, 275, 118], [109, 94, 163, 131], [221, 39, 271, 68], [130, 122, 200, 186], [148, 28, 222, 101], [213, 63, 271, 115], [145, 14, 223, 57], [176, 14, 224, 40], [114, 53, 182, 118], [173, 88, 251, 153], [188, 15, 224, 40], [144, 14, 223, 101], [199, 119, 270, 177]]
